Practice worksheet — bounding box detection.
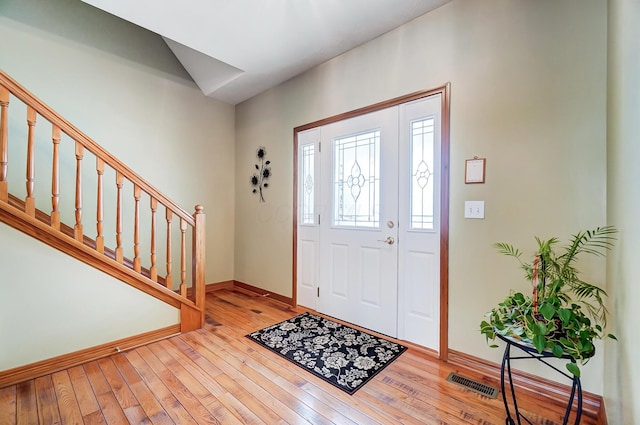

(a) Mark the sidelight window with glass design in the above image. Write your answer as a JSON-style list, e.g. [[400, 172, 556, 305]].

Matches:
[[410, 117, 435, 230], [333, 130, 380, 228], [300, 143, 315, 225]]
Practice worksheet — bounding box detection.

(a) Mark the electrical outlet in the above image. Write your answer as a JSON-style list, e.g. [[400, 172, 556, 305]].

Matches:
[[464, 201, 485, 219]]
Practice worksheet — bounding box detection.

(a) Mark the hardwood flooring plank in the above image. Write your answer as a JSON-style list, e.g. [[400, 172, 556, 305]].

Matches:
[[124, 350, 198, 425], [97, 356, 151, 424], [34, 375, 61, 425], [15, 380, 38, 425], [95, 391, 129, 425], [67, 365, 101, 418], [51, 370, 83, 425], [110, 353, 174, 425], [358, 384, 441, 425], [205, 292, 296, 333], [183, 330, 340, 425], [97, 357, 140, 410], [83, 362, 111, 397], [215, 373, 288, 425], [0, 385, 16, 425], [177, 333, 310, 425], [168, 336, 291, 424], [217, 290, 299, 323], [122, 404, 151, 425], [81, 410, 107, 425], [135, 345, 222, 424], [149, 339, 251, 424], [146, 341, 244, 424], [157, 338, 274, 425]]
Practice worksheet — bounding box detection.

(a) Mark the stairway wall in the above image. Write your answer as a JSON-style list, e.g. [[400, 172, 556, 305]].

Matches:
[[0, 0, 236, 284], [0, 222, 179, 370], [0, 0, 236, 371]]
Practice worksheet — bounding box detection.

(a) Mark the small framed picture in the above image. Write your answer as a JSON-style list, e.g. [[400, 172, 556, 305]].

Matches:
[[465, 157, 486, 184]]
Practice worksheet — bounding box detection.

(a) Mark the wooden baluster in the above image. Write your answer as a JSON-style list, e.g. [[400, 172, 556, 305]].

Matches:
[[25, 106, 36, 216], [133, 184, 141, 273], [51, 126, 61, 229], [149, 197, 158, 282], [74, 142, 84, 241], [165, 209, 173, 289], [115, 172, 124, 263], [96, 158, 104, 253], [0, 86, 8, 202], [179, 218, 187, 297], [192, 205, 206, 327]]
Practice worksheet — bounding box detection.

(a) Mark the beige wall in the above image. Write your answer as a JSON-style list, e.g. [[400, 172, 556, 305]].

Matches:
[[605, 0, 640, 422], [235, 0, 609, 393]]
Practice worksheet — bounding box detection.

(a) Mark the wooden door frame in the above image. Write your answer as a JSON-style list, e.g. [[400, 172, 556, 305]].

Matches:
[[292, 83, 451, 361]]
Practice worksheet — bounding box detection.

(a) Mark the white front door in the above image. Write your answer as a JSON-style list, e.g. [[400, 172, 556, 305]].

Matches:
[[296, 93, 442, 349], [318, 108, 399, 337]]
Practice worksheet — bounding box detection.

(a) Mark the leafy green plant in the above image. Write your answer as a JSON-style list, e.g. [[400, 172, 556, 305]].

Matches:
[[480, 226, 617, 377]]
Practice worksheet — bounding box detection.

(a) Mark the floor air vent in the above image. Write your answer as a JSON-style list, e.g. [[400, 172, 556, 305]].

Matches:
[[445, 372, 499, 399]]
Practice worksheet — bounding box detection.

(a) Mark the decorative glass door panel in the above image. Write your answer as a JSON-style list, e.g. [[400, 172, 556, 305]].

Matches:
[[410, 117, 435, 230], [333, 130, 380, 228], [301, 143, 315, 225]]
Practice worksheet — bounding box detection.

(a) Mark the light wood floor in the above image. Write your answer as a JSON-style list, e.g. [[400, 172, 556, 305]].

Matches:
[[0, 289, 596, 424]]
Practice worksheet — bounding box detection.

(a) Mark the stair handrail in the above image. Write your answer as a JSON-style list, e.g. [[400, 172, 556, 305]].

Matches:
[[0, 70, 193, 225]]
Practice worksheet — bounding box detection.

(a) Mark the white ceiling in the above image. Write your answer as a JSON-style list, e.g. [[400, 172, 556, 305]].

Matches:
[[80, 0, 451, 105]]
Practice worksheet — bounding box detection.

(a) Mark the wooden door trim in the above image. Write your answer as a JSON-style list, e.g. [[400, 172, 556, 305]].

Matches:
[[292, 83, 451, 360]]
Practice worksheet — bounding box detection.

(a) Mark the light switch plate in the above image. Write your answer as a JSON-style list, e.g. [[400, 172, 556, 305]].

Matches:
[[464, 201, 485, 219]]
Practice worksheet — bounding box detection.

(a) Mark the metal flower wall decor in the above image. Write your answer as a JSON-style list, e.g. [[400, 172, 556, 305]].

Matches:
[[250, 146, 271, 202]]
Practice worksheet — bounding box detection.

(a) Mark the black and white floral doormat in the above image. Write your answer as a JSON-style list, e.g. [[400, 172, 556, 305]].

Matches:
[[246, 312, 407, 394]]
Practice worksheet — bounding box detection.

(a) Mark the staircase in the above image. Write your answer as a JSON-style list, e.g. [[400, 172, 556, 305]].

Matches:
[[0, 70, 206, 386]]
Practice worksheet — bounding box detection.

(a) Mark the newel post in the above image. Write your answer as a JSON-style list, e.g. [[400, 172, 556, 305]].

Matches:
[[192, 204, 206, 327]]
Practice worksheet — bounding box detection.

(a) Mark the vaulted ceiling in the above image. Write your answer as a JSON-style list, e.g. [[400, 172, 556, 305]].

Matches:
[[80, 0, 451, 105]]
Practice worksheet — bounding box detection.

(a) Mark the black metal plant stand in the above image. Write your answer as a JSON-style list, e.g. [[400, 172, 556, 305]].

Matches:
[[497, 334, 583, 425]]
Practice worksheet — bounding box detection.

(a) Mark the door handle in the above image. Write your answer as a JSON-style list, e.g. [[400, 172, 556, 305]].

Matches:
[[377, 236, 395, 245]]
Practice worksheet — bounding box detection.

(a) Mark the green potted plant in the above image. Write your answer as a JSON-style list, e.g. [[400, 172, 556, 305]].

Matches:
[[480, 226, 617, 377]]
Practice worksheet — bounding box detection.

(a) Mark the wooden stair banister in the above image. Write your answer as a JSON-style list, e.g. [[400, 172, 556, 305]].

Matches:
[[0, 69, 205, 332], [51, 125, 61, 230], [7, 192, 171, 288], [0, 85, 8, 202], [25, 106, 36, 217]]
